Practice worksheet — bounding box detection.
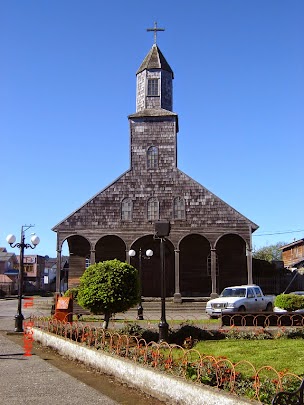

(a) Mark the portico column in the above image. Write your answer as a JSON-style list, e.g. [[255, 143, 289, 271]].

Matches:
[[173, 249, 182, 303], [126, 248, 131, 264], [90, 249, 96, 265], [56, 249, 62, 294], [210, 248, 218, 298], [247, 247, 253, 284]]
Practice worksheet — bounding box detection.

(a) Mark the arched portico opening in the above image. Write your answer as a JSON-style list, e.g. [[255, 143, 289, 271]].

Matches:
[[130, 235, 174, 297], [179, 234, 211, 296], [66, 235, 91, 288], [216, 234, 247, 293], [95, 235, 126, 263]]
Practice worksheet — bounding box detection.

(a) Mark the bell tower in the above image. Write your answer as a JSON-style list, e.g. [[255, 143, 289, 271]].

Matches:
[[128, 23, 178, 174]]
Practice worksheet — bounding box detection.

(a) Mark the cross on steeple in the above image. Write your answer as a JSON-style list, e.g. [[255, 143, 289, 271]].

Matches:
[[147, 22, 165, 44]]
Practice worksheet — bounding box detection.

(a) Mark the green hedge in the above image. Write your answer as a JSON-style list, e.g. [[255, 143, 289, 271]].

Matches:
[[274, 293, 304, 311], [64, 287, 79, 300]]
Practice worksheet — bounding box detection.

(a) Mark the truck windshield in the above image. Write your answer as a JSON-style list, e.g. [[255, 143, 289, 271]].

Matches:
[[220, 288, 246, 298]]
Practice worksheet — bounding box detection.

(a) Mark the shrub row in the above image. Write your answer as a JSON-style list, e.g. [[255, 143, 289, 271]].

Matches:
[[118, 323, 304, 344], [274, 293, 304, 311]]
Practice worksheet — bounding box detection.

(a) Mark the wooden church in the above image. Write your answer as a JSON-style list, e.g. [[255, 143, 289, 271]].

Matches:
[[53, 30, 258, 301]]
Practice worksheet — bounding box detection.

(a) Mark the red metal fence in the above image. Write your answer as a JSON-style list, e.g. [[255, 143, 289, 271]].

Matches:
[[31, 315, 303, 404]]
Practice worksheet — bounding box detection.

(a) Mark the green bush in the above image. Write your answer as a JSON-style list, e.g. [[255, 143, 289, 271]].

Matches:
[[77, 259, 139, 328], [117, 323, 159, 342], [169, 324, 223, 345], [64, 287, 79, 300], [274, 293, 304, 311]]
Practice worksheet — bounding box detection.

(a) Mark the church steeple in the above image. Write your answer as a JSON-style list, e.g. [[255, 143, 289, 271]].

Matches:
[[136, 44, 174, 76], [129, 28, 178, 174], [136, 44, 174, 112]]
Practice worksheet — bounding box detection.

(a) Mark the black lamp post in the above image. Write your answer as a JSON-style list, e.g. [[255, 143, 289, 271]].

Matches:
[[128, 247, 153, 320], [154, 220, 171, 343], [158, 237, 169, 342], [6, 225, 40, 332]]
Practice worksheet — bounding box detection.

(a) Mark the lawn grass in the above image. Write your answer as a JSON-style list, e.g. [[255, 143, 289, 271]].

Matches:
[[193, 339, 304, 376]]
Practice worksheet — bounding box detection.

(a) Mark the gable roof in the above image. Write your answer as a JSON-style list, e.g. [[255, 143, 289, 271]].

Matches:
[[280, 238, 304, 250], [53, 167, 258, 233], [52, 169, 131, 231], [177, 168, 259, 231]]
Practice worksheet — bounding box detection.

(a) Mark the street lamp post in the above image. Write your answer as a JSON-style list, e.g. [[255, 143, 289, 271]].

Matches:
[[158, 237, 169, 342], [154, 220, 171, 343], [128, 248, 153, 320], [6, 225, 40, 332]]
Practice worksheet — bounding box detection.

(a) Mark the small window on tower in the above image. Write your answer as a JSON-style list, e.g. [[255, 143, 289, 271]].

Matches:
[[147, 79, 159, 96]]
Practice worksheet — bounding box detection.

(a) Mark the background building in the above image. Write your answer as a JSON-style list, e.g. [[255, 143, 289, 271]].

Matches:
[[0, 248, 18, 295], [281, 238, 304, 271]]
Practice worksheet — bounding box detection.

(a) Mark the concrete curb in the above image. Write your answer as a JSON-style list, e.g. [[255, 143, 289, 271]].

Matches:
[[33, 328, 257, 405]]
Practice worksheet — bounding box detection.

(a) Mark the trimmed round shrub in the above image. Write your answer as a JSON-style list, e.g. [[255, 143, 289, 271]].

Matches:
[[77, 259, 139, 328], [274, 293, 304, 311]]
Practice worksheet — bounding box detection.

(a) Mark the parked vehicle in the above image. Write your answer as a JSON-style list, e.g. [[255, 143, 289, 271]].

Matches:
[[205, 285, 275, 318], [290, 291, 304, 295], [274, 291, 304, 313]]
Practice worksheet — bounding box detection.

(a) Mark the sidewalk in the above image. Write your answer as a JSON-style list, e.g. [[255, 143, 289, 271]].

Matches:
[[0, 319, 118, 405]]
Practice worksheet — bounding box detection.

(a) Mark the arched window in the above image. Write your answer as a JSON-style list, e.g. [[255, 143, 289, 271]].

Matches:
[[147, 197, 159, 221], [121, 198, 132, 221], [173, 197, 185, 220], [147, 146, 158, 169]]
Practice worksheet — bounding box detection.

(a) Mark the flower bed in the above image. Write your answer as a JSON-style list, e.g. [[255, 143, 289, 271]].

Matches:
[[32, 316, 303, 404]]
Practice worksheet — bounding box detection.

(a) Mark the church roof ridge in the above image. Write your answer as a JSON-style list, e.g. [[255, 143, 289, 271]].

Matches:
[[136, 44, 174, 77]]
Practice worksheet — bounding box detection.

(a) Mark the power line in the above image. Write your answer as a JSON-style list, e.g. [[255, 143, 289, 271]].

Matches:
[[253, 229, 304, 237]]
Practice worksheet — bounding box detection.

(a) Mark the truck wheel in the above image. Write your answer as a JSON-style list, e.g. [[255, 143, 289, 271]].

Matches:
[[265, 303, 273, 312], [238, 306, 246, 312]]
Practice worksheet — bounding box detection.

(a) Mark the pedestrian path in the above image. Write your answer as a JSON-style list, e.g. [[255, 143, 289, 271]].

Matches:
[[0, 319, 118, 405]]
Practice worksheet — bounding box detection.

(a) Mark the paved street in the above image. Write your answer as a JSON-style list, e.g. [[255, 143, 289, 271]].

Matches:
[[0, 296, 52, 332], [0, 298, 119, 405], [0, 331, 119, 405], [0, 297, 164, 405], [0, 297, 49, 319]]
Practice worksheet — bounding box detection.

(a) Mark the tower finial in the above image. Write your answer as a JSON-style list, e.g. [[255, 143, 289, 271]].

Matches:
[[146, 21, 165, 45]]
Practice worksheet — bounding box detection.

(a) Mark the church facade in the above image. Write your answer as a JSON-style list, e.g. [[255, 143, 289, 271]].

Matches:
[[52, 42, 258, 300]]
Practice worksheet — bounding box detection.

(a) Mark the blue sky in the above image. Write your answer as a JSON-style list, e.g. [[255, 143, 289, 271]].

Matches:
[[1, 0, 303, 257]]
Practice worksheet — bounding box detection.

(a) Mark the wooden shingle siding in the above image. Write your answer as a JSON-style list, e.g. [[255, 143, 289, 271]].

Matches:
[[53, 43, 258, 297]]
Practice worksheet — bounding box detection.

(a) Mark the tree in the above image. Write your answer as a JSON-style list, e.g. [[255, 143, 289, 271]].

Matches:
[[253, 242, 286, 262], [77, 259, 139, 329]]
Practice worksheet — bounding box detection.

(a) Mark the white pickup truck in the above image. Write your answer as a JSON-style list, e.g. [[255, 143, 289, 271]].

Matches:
[[205, 285, 275, 318]]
